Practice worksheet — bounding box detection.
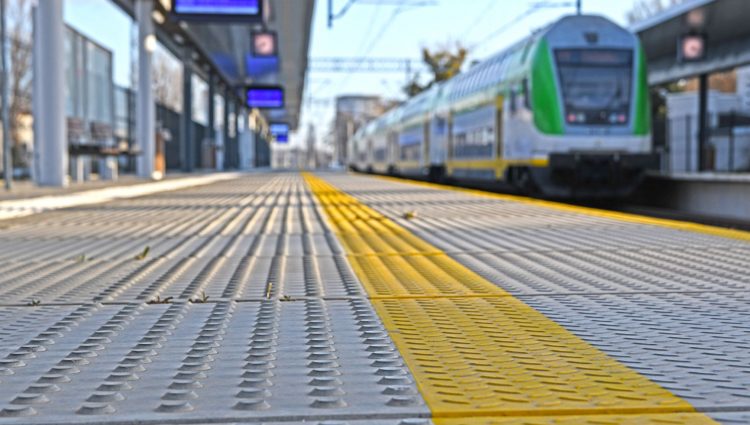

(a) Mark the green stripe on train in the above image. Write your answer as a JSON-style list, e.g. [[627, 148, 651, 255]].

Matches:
[[531, 39, 564, 135], [633, 45, 651, 136]]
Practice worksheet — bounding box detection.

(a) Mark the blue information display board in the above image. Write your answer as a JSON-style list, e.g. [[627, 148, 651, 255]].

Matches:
[[171, 0, 262, 21], [247, 87, 284, 109], [270, 123, 289, 142]]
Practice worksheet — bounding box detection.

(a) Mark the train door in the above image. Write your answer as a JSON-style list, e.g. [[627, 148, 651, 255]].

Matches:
[[495, 95, 504, 160], [387, 132, 398, 173], [446, 113, 454, 175], [422, 120, 430, 170], [366, 138, 373, 165]]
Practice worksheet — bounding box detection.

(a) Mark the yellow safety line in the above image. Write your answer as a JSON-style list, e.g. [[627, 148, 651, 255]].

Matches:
[[372, 174, 750, 244], [303, 172, 719, 424], [435, 413, 718, 424]]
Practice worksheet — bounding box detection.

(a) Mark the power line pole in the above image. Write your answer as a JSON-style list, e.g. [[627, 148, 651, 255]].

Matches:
[[1, 0, 11, 190], [577, 0, 582, 14], [327, 0, 333, 28]]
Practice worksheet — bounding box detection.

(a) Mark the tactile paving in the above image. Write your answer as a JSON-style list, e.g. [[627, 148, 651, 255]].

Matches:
[[0, 175, 355, 305], [372, 296, 693, 416], [521, 292, 750, 411], [304, 173, 722, 423], [0, 173, 427, 425], [0, 300, 427, 423], [435, 413, 719, 424], [313, 172, 750, 425], [4, 171, 749, 425], [452, 247, 750, 295], [307, 175, 505, 299]]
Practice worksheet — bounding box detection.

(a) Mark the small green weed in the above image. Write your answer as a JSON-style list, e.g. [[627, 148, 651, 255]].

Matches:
[[134, 246, 151, 261], [146, 296, 172, 304], [189, 291, 210, 303]]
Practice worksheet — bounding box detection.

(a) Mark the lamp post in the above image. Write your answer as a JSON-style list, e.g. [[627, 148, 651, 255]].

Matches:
[[1, 0, 11, 190]]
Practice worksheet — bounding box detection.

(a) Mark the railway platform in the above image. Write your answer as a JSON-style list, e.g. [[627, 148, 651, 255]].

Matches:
[[0, 171, 749, 425]]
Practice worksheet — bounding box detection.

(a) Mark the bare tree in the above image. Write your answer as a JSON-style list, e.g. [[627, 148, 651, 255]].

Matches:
[[626, 0, 686, 24], [7, 0, 32, 167], [404, 42, 468, 97]]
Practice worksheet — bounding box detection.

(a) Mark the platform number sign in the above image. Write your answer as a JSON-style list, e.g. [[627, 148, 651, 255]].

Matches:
[[678, 34, 706, 62], [252, 31, 278, 57], [171, 0, 263, 22]]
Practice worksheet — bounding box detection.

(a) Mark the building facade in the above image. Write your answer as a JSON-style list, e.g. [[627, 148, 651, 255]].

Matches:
[[333, 95, 391, 165]]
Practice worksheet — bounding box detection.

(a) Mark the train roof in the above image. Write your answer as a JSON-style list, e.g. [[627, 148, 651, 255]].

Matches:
[[399, 85, 442, 122]]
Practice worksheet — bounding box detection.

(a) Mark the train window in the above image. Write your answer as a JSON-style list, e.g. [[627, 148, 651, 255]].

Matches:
[[555, 48, 632, 125], [451, 107, 495, 159]]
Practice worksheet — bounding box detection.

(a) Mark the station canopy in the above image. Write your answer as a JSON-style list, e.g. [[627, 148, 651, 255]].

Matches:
[[112, 0, 314, 129], [633, 0, 750, 85]]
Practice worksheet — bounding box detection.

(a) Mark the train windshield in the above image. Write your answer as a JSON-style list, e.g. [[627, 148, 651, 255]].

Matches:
[[555, 49, 633, 126]]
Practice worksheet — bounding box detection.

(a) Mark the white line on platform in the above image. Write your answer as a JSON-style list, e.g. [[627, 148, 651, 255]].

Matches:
[[0, 173, 243, 221]]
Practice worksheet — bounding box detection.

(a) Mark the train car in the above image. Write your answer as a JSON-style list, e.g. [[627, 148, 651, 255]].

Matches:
[[348, 14, 658, 198], [392, 86, 442, 178], [369, 108, 403, 174]]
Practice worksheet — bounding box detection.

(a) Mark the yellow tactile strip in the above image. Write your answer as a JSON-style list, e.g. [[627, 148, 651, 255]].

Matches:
[[311, 176, 505, 297], [314, 186, 440, 255], [436, 413, 718, 424], [304, 173, 719, 424], [376, 297, 690, 416], [349, 253, 505, 298]]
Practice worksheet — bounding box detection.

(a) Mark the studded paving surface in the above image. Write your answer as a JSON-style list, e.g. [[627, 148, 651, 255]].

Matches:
[[0, 174, 428, 425], [2, 172, 749, 425], [318, 173, 750, 424]]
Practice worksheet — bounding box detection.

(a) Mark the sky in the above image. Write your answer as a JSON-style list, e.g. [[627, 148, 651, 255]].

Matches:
[[63, 0, 638, 147]]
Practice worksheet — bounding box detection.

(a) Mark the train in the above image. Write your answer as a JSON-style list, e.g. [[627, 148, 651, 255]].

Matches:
[[347, 15, 659, 198]]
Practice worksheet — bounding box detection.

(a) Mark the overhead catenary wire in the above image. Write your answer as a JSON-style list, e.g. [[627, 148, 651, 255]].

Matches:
[[469, 1, 577, 52], [461, 0, 501, 40], [335, 1, 408, 89]]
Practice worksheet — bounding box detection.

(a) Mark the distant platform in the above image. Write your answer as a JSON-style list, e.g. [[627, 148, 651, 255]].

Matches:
[[641, 172, 750, 223], [656, 171, 750, 183]]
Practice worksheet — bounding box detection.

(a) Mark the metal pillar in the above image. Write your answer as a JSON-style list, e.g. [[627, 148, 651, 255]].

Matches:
[[34, 0, 66, 187], [207, 72, 216, 169], [1, 0, 11, 189], [697, 73, 708, 172], [181, 48, 193, 172], [233, 102, 240, 169], [136, 0, 155, 179], [223, 92, 231, 169], [248, 130, 256, 169]]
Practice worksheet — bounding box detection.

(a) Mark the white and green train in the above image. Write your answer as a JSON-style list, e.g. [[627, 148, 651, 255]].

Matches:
[[348, 15, 658, 198]]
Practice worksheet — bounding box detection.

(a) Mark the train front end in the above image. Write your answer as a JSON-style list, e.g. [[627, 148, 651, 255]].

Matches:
[[527, 15, 658, 198]]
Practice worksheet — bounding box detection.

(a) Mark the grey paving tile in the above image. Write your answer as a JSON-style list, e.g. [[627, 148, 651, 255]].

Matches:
[[0, 300, 427, 423]]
